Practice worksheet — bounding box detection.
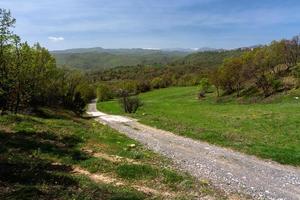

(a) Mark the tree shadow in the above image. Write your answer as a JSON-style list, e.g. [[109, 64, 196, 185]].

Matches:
[[33, 108, 72, 120], [0, 129, 90, 199]]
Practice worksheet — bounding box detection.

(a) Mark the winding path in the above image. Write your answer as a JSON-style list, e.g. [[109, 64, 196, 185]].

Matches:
[[87, 101, 300, 200]]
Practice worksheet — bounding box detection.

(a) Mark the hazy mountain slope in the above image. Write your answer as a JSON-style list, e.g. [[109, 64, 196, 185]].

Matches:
[[51, 47, 240, 71], [53, 51, 186, 70], [51, 48, 195, 70]]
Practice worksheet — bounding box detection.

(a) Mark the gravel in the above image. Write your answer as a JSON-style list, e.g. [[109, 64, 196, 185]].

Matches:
[[88, 102, 300, 200]]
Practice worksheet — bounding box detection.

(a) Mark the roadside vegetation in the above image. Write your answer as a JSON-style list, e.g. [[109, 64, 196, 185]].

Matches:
[[98, 86, 300, 166], [0, 107, 226, 199], [0, 9, 95, 116]]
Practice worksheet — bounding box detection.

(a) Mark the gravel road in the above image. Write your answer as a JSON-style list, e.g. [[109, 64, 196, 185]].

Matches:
[[87, 101, 300, 200]]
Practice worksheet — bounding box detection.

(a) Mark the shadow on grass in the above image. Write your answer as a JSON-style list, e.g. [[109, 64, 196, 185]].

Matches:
[[0, 130, 89, 160], [33, 107, 71, 120], [0, 129, 89, 199], [0, 125, 145, 200]]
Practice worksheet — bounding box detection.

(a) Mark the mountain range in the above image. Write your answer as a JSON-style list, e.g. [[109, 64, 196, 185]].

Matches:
[[51, 47, 225, 70]]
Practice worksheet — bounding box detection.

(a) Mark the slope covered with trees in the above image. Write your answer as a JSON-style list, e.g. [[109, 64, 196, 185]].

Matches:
[[52, 50, 187, 70], [0, 9, 95, 115], [90, 49, 246, 102], [210, 38, 300, 97], [93, 36, 299, 103]]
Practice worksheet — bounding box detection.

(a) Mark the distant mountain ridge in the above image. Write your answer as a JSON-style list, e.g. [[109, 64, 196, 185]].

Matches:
[[50, 47, 238, 71], [51, 47, 221, 54], [51, 47, 189, 70]]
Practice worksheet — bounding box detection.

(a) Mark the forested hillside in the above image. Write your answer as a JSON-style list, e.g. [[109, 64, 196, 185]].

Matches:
[[174, 49, 244, 68], [52, 50, 188, 70]]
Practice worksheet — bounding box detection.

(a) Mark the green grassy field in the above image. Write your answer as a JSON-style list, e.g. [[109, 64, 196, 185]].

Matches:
[[97, 87, 300, 166], [0, 108, 224, 200]]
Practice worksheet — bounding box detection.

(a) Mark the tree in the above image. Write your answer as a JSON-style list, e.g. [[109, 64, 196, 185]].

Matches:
[[97, 84, 113, 102], [198, 78, 211, 99], [209, 70, 221, 97], [0, 9, 16, 114], [0, 9, 94, 115]]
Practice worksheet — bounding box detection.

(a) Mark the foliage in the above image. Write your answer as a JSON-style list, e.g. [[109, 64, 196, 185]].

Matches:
[[0, 9, 95, 115], [97, 84, 113, 102], [211, 37, 300, 97], [53, 51, 185, 70], [71, 92, 86, 116], [119, 91, 142, 113], [87, 49, 245, 100], [199, 78, 211, 93]]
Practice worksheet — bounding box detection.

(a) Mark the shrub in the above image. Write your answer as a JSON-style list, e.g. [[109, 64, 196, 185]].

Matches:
[[137, 81, 151, 93], [292, 64, 300, 88], [97, 84, 113, 102], [72, 92, 86, 116], [199, 78, 211, 93], [198, 78, 211, 99], [270, 78, 282, 92], [150, 77, 168, 89], [119, 92, 142, 113]]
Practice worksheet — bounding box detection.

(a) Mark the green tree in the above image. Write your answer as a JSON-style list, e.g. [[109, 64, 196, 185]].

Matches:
[[97, 84, 113, 102], [0, 9, 16, 114]]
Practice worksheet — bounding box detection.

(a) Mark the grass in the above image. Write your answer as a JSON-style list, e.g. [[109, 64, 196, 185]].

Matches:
[[116, 164, 157, 180], [0, 107, 224, 199], [97, 86, 300, 166]]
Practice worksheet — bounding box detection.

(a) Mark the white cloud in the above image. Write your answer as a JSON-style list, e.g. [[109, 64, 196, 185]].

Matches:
[[48, 36, 64, 42]]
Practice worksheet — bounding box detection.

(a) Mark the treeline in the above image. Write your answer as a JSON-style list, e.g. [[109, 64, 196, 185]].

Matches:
[[172, 49, 244, 68], [93, 66, 209, 101], [210, 37, 300, 97], [94, 37, 300, 102], [91, 49, 245, 101], [0, 9, 95, 115]]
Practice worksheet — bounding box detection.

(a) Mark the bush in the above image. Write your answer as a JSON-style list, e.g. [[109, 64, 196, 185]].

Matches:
[[137, 81, 151, 93], [198, 78, 211, 99], [292, 64, 300, 87], [97, 84, 113, 102], [76, 82, 96, 103], [72, 92, 86, 116], [119, 94, 142, 113], [199, 78, 211, 93]]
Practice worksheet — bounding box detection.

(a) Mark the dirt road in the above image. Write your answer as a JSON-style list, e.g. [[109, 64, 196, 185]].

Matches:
[[87, 101, 300, 200]]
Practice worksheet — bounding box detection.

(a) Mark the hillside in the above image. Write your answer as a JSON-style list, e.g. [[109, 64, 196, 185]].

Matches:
[[51, 47, 233, 71], [173, 49, 245, 68], [51, 48, 191, 70], [0, 108, 225, 199]]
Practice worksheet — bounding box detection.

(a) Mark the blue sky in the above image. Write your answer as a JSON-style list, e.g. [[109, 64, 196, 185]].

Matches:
[[1, 0, 300, 50]]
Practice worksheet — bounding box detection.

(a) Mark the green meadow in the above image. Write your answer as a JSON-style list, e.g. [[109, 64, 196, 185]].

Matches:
[[98, 86, 300, 166]]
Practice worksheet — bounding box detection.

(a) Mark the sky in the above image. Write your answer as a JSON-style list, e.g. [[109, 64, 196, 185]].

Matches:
[[1, 0, 300, 50]]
